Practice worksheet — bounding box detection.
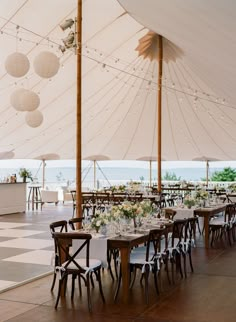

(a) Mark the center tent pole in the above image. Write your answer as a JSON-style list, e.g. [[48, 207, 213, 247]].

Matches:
[[75, 0, 82, 220], [157, 35, 163, 194]]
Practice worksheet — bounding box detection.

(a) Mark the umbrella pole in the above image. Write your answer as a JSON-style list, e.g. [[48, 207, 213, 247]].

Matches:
[[157, 35, 163, 193], [42, 160, 46, 189], [94, 160, 96, 190], [75, 0, 82, 220], [206, 160, 209, 188], [149, 160, 152, 187]]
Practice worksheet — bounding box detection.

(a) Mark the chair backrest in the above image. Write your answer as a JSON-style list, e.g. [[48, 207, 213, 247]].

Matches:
[[53, 232, 92, 271], [68, 217, 84, 230], [185, 217, 197, 241], [49, 220, 68, 234], [49, 220, 68, 264], [170, 219, 188, 247], [70, 190, 76, 203], [145, 229, 162, 261], [225, 203, 236, 223], [164, 208, 177, 220]]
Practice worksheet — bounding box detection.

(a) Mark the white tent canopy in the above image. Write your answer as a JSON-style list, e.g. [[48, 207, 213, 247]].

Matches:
[[0, 0, 235, 161]]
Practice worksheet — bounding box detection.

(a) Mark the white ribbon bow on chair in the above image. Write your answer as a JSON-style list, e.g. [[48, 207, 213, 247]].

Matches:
[[141, 261, 153, 273], [55, 266, 66, 279]]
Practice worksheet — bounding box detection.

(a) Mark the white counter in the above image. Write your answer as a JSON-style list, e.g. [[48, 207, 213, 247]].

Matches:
[[0, 183, 26, 215]]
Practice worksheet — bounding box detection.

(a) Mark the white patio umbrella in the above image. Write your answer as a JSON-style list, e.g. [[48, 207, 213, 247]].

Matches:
[[0, 151, 14, 160], [83, 155, 110, 190], [137, 156, 157, 187], [137, 156, 166, 187], [34, 153, 60, 189], [192, 156, 221, 187]]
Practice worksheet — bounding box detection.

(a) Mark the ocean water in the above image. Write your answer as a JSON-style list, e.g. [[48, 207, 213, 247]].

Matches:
[[0, 166, 224, 185]]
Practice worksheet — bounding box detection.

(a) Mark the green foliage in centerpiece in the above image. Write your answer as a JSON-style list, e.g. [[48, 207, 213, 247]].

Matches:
[[184, 195, 195, 208], [18, 168, 33, 182], [195, 189, 209, 200]]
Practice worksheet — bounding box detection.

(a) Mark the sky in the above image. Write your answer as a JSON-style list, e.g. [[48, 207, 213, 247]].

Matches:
[[0, 159, 236, 169]]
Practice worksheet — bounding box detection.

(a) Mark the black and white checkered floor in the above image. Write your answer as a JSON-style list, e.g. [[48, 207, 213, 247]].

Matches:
[[0, 203, 73, 292]]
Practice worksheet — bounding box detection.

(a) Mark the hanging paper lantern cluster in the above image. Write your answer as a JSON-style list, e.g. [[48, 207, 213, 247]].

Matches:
[[6, 50, 60, 128], [33, 51, 60, 78], [10, 88, 42, 128], [5, 52, 30, 78], [25, 110, 43, 128], [10, 89, 40, 112]]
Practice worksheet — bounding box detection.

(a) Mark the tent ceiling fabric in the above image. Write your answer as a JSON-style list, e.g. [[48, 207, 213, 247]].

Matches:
[[0, 0, 235, 161]]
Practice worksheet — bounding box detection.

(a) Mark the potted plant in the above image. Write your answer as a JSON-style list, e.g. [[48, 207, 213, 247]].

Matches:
[[18, 168, 33, 183]]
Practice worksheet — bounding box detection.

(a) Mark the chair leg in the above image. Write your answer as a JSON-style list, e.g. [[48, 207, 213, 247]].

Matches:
[[50, 272, 57, 291], [55, 278, 63, 309], [163, 254, 171, 285], [71, 274, 76, 299], [188, 249, 194, 273], [114, 266, 122, 302], [176, 253, 183, 279], [153, 268, 159, 296], [96, 269, 105, 303], [113, 250, 119, 279], [78, 275, 82, 296], [144, 268, 150, 304], [86, 275, 92, 312], [130, 267, 137, 289], [181, 251, 187, 278], [107, 249, 115, 281]]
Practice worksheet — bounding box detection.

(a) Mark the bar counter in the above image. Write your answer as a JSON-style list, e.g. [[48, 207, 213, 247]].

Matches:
[[0, 182, 27, 215]]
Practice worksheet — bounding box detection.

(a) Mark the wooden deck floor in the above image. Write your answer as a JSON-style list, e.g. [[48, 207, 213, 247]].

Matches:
[[0, 204, 236, 321]]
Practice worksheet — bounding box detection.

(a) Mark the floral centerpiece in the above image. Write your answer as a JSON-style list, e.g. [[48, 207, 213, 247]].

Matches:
[[90, 211, 111, 233], [184, 195, 196, 209], [195, 189, 209, 200], [111, 200, 153, 227], [18, 168, 33, 182]]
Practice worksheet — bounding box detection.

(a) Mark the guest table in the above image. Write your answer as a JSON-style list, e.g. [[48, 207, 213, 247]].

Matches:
[[165, 204, 227, 248], [194, 204, 227, 248], [72, 223, 171, 303]]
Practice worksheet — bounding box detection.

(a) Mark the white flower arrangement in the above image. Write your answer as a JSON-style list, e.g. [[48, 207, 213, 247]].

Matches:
[[91, 211, 111, 232], [195, 189, 209, 200], [110, 200, 153, 221]]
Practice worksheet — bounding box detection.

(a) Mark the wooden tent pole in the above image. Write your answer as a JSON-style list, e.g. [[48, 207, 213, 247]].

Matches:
[[75, 0, 82, 219], [157, 35, 163, 193]]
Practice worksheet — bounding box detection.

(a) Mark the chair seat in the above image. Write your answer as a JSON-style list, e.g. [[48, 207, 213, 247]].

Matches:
[[130, 252, 162, 265], [63, 258, 102, 271], [210, 220, 227, 226]]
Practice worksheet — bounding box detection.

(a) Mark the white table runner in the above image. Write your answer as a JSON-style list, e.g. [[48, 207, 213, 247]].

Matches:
[[72, 232, 108, 267]]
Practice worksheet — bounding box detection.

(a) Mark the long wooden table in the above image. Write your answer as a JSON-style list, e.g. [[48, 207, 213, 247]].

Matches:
[[194, 204, 227, 248], [107, 225, 170, 302]]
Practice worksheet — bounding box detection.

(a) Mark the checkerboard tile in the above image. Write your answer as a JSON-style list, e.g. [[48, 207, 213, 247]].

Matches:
[[0, 238, 53, 250], [0, 280, 16, 291], [0, 222, 32, 229], [3, 250, 54, 266], [0, 229, 44, 238]]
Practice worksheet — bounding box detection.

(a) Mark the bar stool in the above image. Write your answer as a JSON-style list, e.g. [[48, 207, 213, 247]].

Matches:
[[28, 185, 42, 210]]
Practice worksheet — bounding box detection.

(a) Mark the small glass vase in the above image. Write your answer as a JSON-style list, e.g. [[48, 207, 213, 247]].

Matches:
[[100, 225, 107, 236]]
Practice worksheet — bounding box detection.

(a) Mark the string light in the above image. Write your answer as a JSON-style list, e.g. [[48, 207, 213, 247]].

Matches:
[[0, 17, 233, 112]]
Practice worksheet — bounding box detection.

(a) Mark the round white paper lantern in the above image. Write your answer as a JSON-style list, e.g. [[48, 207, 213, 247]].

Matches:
[[10, 88, 28, 111], [5, 52, 30, 77], [21, 90, 40, 111], [33, 51, 60, 78], [25, 110, 43, 128]]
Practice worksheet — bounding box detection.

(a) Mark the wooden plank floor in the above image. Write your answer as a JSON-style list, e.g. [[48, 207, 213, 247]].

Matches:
[[0, 204, 236, 321]]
